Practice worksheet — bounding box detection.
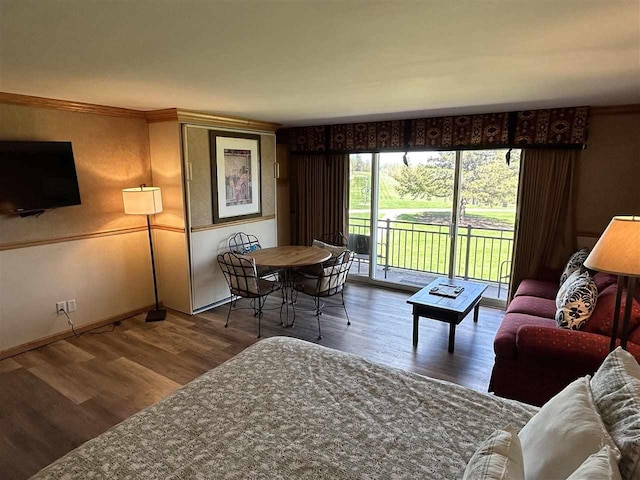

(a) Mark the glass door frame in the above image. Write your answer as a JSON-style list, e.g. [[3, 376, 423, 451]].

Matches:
[[347, 150, 509, 308]]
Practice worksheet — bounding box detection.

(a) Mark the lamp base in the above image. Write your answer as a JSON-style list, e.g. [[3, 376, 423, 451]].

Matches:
[[145, 308, 167, 322]]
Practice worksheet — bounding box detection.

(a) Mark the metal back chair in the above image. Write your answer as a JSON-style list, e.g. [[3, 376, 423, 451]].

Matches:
[[228, 232, 276, 279], [347, 233, 388, 277], [228, 232, 261, 254], [293, 251, 354, 339], [217, 252, 279, 337], [319, 231, 348, 247]]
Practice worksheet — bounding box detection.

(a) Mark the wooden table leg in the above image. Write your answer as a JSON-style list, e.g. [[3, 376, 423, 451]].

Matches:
[[448, 322, 456, 353], [474, 302, 480, 323], [413, 311, 419, 347]]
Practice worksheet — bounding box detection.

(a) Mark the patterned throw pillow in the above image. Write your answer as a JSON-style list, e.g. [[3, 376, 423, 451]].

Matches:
[[560, 248, 590, 286], [555, 270, 598, 330], [591, 347, 640, 480], [463, 425, 524, 480]]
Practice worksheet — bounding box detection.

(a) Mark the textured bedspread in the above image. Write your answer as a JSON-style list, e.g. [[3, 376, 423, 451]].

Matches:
[[32, 337, 537, 479]]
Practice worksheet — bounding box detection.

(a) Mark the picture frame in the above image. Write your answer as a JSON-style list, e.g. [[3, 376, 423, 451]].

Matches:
[[209, 130, 261, 223]]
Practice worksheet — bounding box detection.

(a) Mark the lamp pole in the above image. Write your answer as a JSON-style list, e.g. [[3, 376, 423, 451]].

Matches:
[[146, 212, 164, 321]]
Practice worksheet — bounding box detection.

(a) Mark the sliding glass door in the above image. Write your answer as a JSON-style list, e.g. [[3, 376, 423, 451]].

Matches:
[[372, 151, 456, 283], [348, 149, 520, 303], [348, 153, 373, 278]]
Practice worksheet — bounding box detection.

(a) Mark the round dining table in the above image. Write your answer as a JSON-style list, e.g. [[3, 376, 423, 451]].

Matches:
[[247, 246, 331, 326], [248, 245, 331, 268]]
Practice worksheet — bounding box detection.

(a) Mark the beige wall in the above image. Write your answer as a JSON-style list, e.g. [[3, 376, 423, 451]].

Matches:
[[0, 104, 151, 244], [149, 121, 185, 229], [0, 103, 155, 352], [148, 121, 191, 314], [576, 111, 640, 235]]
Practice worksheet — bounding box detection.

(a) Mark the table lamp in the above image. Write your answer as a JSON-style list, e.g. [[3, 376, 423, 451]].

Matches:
[[122, 185, 166, 322], [584, 216, 640, 350]]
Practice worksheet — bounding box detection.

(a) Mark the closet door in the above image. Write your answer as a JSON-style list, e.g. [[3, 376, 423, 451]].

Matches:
[[182, 124, 278, 313]]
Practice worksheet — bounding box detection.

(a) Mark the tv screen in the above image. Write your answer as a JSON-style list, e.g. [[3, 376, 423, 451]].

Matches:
[[0, 141, 81, 214]]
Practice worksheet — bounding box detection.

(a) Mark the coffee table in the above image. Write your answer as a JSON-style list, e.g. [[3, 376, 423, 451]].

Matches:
[[407, 277, 488, 353]]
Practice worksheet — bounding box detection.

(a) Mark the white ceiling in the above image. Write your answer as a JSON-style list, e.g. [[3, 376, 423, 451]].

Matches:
[[1, 0, 638, 126]]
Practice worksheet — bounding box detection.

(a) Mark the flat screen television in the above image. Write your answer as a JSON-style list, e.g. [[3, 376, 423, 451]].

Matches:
[[0, 141, 82, 215]]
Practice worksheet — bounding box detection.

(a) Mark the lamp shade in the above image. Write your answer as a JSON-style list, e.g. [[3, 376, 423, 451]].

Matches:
[[122, 186, 163, 215], [584, 216, 640, 277]]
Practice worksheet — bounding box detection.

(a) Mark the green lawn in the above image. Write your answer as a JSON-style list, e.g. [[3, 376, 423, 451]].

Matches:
[[350, 172, 452, 211], [348, 171, 516, 283], [349, 220, 514, 283]]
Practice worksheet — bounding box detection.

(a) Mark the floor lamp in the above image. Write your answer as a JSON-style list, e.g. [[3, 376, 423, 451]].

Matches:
[[122, 185, 167, 322], [584, 216, 640, 350]]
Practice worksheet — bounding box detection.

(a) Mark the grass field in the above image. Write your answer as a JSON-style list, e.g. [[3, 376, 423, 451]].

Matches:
[[349, 217, 514, 283]]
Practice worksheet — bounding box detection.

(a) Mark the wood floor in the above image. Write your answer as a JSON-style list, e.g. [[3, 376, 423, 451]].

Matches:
[[0, 282, 503, 480]]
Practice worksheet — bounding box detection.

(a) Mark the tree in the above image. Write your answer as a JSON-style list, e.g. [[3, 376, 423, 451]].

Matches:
[[464, 161, 519, 207], [393, 163, 453, 199], [391, 150, 520, 207]]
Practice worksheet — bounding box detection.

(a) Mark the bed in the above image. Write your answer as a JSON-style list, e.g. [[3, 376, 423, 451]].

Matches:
[[31, 337, 537, 479]]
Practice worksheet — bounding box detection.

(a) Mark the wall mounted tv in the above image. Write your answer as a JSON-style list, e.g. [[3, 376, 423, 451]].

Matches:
[[0, 141, 82, 216]]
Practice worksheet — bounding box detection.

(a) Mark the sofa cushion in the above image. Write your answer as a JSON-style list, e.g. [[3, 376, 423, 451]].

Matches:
[[508, 295, 557, 319], [584, 285, 640, 339], [560, 247, 590, 286], [555, 270, 598, 330], [514, 279, 558, 300], [627, 321, 640, 346], [593, 272, 619, 293], [494, 313, 557, 360]]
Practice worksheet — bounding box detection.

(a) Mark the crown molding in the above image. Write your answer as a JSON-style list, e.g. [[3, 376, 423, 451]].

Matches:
[[0, 93, 280, 130], [145, 108, 179, 123], [0, 92, 146, 119], [175, 109, 280, 132], [591, 104, 640, 115]]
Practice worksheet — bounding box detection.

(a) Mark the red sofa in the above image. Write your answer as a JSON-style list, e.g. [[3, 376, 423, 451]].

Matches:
[[489, 274, 640, 406]]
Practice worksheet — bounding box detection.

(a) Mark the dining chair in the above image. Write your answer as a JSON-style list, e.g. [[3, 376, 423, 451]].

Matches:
[[228, 232, 261, 254], [217, 252, 280, 338], [228, 232, 276, 279], [292, 250, 354, 339], [295, 237, 347, 279]]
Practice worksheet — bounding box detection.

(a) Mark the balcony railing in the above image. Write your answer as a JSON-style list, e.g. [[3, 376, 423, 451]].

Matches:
[[348, 217, 514, 286]]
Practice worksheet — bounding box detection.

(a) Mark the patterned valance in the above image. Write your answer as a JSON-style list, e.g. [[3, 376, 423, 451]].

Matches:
[[282, 106, 589, 154]]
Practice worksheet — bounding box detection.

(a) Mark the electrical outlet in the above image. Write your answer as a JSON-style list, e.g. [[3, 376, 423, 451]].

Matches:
[[66, 299, 77, 313], [56, 301, 66, 314]]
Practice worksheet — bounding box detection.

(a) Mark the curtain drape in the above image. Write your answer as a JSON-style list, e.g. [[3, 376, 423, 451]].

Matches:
[[509, 149, 579, 299], [290, 154, 349, 246]]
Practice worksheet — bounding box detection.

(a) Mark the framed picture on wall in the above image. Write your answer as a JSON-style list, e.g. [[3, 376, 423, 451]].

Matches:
[[209, 130, 261, 223]]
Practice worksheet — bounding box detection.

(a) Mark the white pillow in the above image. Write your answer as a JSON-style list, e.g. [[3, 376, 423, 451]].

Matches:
[[591, 347, 640, 480], [519, 376, 621, 480], [463, 425, 524, 480], [566, 446, 622, 480], [312, 239, 346, 258]]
